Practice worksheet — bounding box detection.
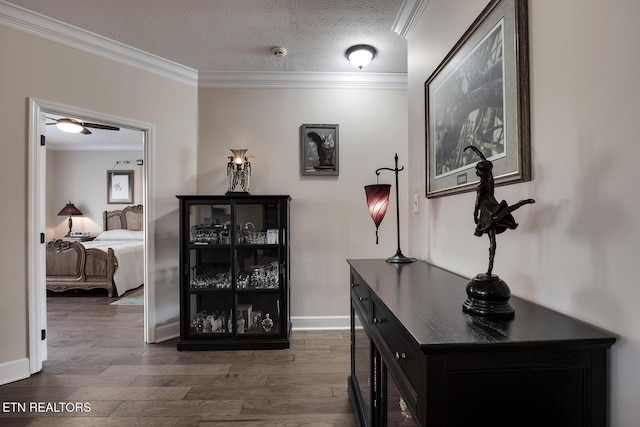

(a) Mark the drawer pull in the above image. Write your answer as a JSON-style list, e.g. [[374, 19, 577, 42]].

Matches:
[[395, 351, 406, 361], [359, 296, 367, 302], [373, 317, 384, 324]]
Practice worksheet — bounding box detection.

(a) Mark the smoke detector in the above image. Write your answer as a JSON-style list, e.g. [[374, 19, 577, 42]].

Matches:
[[271, 46, 287, 57]]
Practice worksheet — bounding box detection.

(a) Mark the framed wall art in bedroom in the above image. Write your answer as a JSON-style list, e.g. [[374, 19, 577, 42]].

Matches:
[[107, 170, 134, 204]]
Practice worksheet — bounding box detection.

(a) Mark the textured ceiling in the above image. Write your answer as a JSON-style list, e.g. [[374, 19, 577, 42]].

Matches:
[[6, 0, 407, 73]]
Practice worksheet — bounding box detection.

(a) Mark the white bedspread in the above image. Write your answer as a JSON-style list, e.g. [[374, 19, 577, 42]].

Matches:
[[82, 240, 144, 296]]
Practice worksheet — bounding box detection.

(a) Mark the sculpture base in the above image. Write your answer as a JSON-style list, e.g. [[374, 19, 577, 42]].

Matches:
[[462, 273, 515, 319]]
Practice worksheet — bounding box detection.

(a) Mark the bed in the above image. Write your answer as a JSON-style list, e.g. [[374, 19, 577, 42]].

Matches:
[[46, 205, 144, 297]]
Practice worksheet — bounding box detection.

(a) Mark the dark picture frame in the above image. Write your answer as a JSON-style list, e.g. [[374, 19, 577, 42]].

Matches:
[[300, 124, 339, 176], [425, 0, 530, 198], [107, 170, 134, 204]]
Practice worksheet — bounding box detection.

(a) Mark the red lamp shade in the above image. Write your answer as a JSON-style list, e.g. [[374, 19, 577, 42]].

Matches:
[[364, 184, 391, 244]]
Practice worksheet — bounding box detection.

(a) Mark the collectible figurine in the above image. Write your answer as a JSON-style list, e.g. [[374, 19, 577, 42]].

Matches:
[[462, 145, 535, 318]]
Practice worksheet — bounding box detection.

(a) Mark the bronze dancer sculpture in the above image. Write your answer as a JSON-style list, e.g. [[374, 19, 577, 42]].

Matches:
[[462, 145, 535, 318]]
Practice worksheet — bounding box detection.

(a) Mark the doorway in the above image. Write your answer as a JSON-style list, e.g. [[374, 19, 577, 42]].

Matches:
[[27, 98, 154, 374]]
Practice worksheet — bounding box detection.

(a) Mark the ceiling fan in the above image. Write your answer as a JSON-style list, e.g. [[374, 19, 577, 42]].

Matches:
[[46, 117, 120, 135]]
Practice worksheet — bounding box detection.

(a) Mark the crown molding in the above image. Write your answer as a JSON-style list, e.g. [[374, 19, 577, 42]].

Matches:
[[1, 1, 408, 89], [392, 0, 429, 38], [0, 0, 198, 86], [199, 71, 407, 89]]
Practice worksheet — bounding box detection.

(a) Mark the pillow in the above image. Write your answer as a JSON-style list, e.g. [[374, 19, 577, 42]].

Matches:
[[94, 229, 144, 241]]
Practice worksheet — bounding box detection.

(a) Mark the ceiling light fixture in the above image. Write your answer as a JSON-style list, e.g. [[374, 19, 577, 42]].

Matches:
[[346, 44, 377, 69], [56, 118, 84, 134]]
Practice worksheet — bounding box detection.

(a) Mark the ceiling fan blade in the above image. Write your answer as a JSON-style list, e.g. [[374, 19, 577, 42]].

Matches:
[[81, 127, 92, 135], [83, 122, 120, 131]]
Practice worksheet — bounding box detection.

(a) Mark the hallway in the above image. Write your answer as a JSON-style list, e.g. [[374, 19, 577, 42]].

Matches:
[[0, 293, 354, 426]]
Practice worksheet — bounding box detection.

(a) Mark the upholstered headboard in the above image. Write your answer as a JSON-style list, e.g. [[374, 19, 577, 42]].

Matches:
[[103, 205, 143, 231]]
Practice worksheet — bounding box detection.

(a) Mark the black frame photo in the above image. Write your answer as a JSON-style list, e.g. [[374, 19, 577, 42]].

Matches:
[[300, 124, 339, 176], [107, 170, 134, 204], [425, 0, 530, 198]]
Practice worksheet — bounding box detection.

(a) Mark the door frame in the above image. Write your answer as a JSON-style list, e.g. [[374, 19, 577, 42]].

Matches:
[[27, 98, 156, 373]]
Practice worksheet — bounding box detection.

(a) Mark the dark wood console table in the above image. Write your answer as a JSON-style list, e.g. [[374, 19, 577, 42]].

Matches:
[[347, 259, 616, 427]]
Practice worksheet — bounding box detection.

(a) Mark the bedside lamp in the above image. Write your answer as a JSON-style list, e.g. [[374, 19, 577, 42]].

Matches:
[[58, 202, 83, 236]]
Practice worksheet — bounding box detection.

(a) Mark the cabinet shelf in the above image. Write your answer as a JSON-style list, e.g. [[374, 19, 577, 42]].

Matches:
[[236, 288, 281, 294], [235, 244, 280, 249], [177, 195, 291, 351], [188, 244, 231, 249], [187, 288, 233, 294]]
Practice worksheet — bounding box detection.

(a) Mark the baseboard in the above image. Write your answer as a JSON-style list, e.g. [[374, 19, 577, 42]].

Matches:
[[291, 315, 350, 330], [153, 321, 179, 343], [150, 316, 350, 343], [0, 358, 30, 386]]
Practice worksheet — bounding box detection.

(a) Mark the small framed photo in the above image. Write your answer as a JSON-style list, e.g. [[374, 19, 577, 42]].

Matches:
[[300, 124, 339, 176], [107, 170, 134, 204]]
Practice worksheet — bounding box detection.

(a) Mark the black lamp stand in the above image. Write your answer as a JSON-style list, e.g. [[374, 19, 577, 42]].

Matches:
[[375, 154, 415, 264]]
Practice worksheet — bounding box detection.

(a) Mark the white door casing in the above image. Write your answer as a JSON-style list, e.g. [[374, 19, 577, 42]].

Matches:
[[27, 98, 155, 373]]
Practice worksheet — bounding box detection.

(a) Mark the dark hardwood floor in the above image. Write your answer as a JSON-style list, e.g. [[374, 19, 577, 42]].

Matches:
[[0, 292, 354, 426]]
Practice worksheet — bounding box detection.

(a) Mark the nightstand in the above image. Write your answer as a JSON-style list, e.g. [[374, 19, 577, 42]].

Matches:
[[59, 235, 95, 242]]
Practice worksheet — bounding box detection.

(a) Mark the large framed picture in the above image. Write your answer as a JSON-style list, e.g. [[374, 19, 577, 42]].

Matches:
[[425, 0, 530, 198], [300, 124, 339, 176], [107, 170, 134, 204]]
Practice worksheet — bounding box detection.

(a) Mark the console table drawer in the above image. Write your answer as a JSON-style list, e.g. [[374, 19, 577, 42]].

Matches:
[[372, 300, 422, 404], [351, 290, 370, 320], [351, 275, 370, 316]]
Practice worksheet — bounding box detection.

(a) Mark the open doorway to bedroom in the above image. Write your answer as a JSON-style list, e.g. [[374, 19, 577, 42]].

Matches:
[[28, 98, 153, 374]]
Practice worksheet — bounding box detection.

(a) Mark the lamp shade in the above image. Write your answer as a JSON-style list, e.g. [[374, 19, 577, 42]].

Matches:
[[58, 202, 83, 217], [364, 184, 391, 243]]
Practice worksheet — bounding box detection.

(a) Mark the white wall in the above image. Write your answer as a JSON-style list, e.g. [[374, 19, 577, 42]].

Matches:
[[46, 150, 144, 240], [0, 25, 197, 370], [197, 87, 409, 322], [407, 1, 640, 425]]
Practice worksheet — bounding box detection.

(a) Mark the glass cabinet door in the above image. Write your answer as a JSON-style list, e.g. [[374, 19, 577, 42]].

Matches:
[[384, 364, 418, 427], [352, 306, 374, 426], [186, 202, 233, 338], [233, 202, 284, 336]]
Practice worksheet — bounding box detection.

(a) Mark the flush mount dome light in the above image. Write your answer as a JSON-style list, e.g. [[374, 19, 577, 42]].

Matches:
[[346, 44, 377, 69]]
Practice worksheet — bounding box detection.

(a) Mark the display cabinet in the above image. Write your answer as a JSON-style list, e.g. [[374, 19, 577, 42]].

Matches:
[[176, 195, 291, 350]]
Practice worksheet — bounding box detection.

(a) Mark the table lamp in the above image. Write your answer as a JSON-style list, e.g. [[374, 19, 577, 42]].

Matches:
[[58, 201, 83, 236]]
